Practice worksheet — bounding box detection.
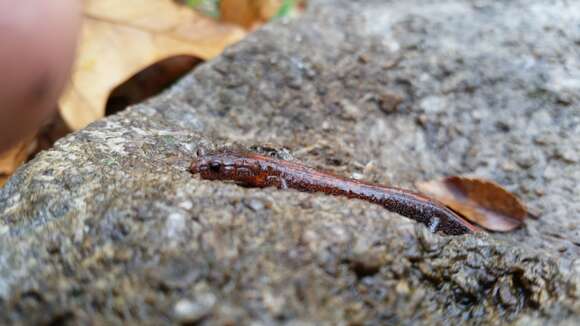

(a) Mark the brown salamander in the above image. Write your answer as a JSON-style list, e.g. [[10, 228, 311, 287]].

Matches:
[[190, 149, 480, 235]]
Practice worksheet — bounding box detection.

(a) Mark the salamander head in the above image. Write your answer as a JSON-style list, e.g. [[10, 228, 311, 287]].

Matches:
[[191, 152, 232, 180], [191, 150, 255, 181]]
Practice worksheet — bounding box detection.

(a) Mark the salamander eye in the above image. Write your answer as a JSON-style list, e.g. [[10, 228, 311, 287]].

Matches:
[[209, 161, 221, 172]]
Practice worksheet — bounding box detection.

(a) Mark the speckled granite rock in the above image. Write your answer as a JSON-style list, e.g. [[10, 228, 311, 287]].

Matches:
[[1, 0, 580, 324]]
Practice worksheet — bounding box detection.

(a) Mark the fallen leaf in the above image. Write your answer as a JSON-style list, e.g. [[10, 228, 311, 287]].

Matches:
[[106, 55, 201, 115], [220, 0, 284, 29], [416, 176, 529, 232], [59, 0, 246, 130], [0, 137, 36, 187], [33, 112, 73, 154]]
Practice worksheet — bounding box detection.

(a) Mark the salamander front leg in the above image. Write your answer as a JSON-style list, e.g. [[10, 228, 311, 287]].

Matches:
[[280, 178, 288, 190], [266, 176, 288, 190]]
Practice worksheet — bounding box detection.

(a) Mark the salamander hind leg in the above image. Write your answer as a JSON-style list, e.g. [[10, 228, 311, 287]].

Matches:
[[427, 217, 440, 233]]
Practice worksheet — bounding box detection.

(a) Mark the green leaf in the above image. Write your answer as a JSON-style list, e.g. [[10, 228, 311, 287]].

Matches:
[[186, 0, 220, 18], [185, 0, 204, 8], [274, 0, 296, 19]]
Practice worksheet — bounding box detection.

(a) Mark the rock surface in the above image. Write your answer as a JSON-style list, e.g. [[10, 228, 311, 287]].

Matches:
[[1, 0, 580, 324]]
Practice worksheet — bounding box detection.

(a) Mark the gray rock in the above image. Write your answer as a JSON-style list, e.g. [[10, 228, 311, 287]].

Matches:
[[1, 0, 580, 324]]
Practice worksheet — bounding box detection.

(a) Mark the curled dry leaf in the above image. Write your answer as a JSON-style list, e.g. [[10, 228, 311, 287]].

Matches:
[[416, 176, 530, 232], [59, 0, 246, 130]]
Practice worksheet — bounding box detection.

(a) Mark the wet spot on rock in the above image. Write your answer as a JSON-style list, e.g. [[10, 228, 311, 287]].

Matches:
[[349, 257, 383, 279]]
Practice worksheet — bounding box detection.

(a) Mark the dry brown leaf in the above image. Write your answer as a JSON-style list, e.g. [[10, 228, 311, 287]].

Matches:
[[106, 55, 201, 114], [0, 138, 36, 187], [59, 0, 246, 130], [416, 176, 529, 232], [220, 0, 284, 29], [0, 110, 71, 187]]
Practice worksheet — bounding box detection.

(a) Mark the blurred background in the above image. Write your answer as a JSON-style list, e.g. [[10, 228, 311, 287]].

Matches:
[[0, 0, 305, 186]]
